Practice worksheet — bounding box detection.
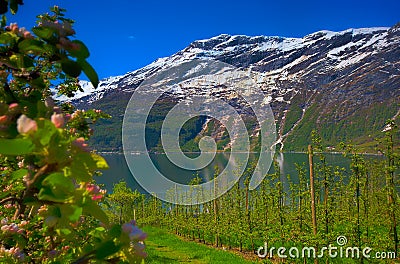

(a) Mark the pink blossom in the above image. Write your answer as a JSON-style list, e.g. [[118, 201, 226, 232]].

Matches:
[[7, 247, 25, 261], [17, 115, 37, 134], [86, 184, 106, 201], [9, 23, 18, 33], [62, 245, 70, 251], [9, 223, 19, 232], [38, 205, 47, 214], [86, 183, 100, 193], [0, 115, 8, 124], [51, 113, 64, 128], [41, 20, 75, 38], [72, 137, 90, 152], [1, 223, 20, 233], [65, 113, 71, 121], [23, 30, 33, 39], [8, 103, 18, 110], [19, 220, 28, 227], [91, 194, 103, 201], [71, 111, 80, 119], [19, 27, 33, 39], [1, 218, 8, 225]]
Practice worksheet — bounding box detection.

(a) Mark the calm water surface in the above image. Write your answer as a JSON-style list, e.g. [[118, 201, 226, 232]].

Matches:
[[96, 152, 371, 194]]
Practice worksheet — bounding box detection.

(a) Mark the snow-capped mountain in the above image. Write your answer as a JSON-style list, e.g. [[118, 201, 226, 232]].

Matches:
[[67, 23, 400, 152]]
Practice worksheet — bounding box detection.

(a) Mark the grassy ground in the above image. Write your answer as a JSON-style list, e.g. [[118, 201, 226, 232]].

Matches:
[[142, 226, 258, 264]]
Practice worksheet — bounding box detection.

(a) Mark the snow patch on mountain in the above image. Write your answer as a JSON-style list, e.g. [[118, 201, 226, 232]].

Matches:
[[57, 26, 395, 106]]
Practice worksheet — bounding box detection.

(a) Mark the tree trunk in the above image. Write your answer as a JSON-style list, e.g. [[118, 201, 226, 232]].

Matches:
[[308, 145, 317, 236], [308, 145, 318, 264]]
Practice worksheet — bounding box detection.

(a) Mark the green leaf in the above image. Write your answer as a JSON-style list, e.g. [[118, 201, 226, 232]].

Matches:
[[56, 228, 72, 236], [0, 32, 17, 45], [61, 59, 81, 78], [32, 26, 56, 41], [30, 76, 46, 90], [9, 53, 34, 69], [91, 153, 109, 170], [96, 227, 106, 232], [89, 226, 106, 239], [11, 169, 28, 180], [14, 234, 27, 249], [38, 187, 62, 202], [63, 165, 90, 182], [1, 15, 7, 27], [43, 43, 57, 55], [109, 224, 122, 239], [38, 173, 75, 202], [0, 191, 11, 200], [36, 101, 48, 119], [42, 173, 75, 193], [64, 153, 92, 182], [9, 0, 19, 14], [65, 153, 108, 181], [18, 39, 46, 54], [83, 198, 109, 225], [0, 138, 34, 155], [95, 240, 120, 259], [34, 119, 57, 146], [60, 204, 82, 222], [78, 59, 99, 88], [68, 40, 89, 59]]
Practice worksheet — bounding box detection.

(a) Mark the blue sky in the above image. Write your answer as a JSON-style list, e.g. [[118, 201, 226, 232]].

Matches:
[[10, 0, 400, 79]]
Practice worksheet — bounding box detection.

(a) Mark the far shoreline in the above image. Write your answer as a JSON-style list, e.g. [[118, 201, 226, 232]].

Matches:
[[97, 150, 385, 157]]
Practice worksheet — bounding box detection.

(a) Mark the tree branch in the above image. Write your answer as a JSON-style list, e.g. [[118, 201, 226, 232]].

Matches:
[[0, 196, 19, 205]]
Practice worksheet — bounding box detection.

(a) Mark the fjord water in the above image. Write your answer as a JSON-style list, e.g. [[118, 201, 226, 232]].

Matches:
[[96, 152, 357, 194]]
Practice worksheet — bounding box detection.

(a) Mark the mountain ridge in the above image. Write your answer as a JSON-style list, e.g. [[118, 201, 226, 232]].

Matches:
[[61, 24, 400, 152], [57, 26, 392, 103]]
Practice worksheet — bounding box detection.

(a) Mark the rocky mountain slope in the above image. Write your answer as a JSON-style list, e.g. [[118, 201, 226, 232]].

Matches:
[[61, 23, 400, 152]]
